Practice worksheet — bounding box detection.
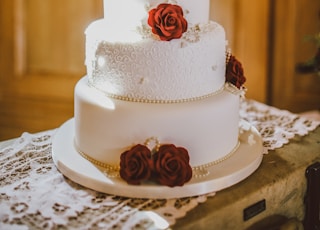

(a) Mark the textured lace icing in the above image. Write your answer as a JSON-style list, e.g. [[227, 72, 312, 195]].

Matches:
[[1, 99, 319, 229], [86, 21, 227, 101]]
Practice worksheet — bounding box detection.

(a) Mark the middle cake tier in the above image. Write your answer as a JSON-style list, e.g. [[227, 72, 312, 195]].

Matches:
[[85, 20, 227, 101]]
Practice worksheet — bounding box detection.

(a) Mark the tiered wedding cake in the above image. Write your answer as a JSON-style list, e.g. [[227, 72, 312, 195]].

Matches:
[[74, 0, 246, 187]]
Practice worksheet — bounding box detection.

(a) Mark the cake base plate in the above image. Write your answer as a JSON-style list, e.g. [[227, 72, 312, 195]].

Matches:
[[52, 118, 263, 199]]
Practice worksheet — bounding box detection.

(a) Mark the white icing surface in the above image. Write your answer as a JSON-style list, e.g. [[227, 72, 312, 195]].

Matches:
[[74, 77, 240, 167], [103, 0, 210, 33], [85, 21, 227, 100]]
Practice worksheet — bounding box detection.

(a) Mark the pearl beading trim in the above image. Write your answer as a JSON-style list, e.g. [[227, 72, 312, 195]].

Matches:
[[87, 81, 227, 104], [74, 139, 241, 179], [74, 140, 120, 177], [192, 141, 240, 178]]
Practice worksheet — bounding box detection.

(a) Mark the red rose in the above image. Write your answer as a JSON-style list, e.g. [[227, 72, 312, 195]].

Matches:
[[148, 3, 188, 41], [119, 144, 153, 185], [152, 144, 192, 187], [226, 55, 246, 88]]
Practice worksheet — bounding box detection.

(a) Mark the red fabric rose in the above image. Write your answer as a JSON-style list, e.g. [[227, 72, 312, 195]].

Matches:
[[152, 144, 192, 187], [226, 55, 246, 88], [148, 3, 188, 41], [119, 144, 153, 185]]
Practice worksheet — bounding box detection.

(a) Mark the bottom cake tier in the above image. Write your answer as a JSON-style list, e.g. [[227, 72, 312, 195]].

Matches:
[[52, 118, 263, 198], [74, 76, 240, 168]]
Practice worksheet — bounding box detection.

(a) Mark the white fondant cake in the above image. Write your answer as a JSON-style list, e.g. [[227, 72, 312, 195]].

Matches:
[[74, 0, 247, 186]]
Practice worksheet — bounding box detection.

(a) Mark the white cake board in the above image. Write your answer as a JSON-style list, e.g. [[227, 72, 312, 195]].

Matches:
[[52, 118, 263, 199]]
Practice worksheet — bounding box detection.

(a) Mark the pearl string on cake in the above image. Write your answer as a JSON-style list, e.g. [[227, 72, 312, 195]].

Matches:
[[87, 81, 226, 104], [226, 48, 232, 64], [74, 140, 120, 178], [144, 136, 160, 153], [192, 141, 240, 178], [74, 139, 241, 179]]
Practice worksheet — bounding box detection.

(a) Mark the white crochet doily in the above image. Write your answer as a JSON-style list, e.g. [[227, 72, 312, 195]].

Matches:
[[0, 99, 319, 229]]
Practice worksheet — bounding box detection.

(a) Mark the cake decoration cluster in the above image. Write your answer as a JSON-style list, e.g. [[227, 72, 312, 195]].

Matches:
[[120, 139, 192, 187]]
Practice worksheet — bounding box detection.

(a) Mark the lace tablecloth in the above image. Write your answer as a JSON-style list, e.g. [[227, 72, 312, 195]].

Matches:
[[0, 100, 319, 230]]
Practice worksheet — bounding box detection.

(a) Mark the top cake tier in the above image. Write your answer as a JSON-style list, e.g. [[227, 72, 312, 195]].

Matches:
[[103, 0, 209, 33]]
